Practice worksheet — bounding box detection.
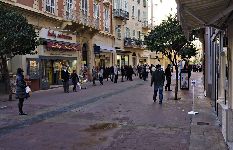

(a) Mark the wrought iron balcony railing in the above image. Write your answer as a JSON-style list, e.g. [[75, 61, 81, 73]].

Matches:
[[113, 9, 129, 20], [124, 38, 145, 48]]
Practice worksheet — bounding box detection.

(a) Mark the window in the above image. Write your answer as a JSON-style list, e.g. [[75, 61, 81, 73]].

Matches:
[[137, 0, 140, 4], [143, 0, 146, 7], [114, 0, 121, 9], [93, 0, 99, 19], [143, 11, 147, 20], [104, 7, 110, 32], [137, 31, 141, 39], [124, 0, 128, 12], [125, 27, 130, 38], [46, 0, 55, 14], [132, 30, 136, 38], [132, 6, 135, 18], [138, 9, 141, 21], [65, 0, 73, 17], [81, 0, 88, 16], [115, 25, 121, 39]]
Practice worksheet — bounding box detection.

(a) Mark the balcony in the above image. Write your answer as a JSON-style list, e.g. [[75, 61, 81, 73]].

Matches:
[[64, 10, 77, 21], [142, 20, 149, 29], [124, 38, 146, 49], [113, 9, 129, 20], [61, 10, 100, 34]]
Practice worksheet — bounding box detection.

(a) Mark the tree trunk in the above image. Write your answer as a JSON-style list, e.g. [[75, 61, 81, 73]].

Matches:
[[1, 56, 12, 100], [175, 65, 179, 100]]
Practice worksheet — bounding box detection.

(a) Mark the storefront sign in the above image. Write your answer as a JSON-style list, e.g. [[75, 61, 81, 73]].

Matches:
[[48, 30, 72, 40], [40, 28, 76, 43]]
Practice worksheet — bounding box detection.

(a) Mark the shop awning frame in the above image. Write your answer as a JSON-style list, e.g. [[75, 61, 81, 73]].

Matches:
[[95, 44, 115, 53], [176, 0, 233, 35]]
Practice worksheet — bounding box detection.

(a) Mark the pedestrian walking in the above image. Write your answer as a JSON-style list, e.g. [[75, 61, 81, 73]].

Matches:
[[70, 70, 79, 92], [151, 64, 165, 104], [16, 68, 27, 115], [133, 65, 137, 76], [92, 66, 97, 86], [142, 65, 147, 81], [129, 65, 134, 81], [98, 67, 104, 85], [61, 65, 70, 93], [110, 66, 114, 82], [165, 64, 172, 91], [121, 66, 125, 82], [114, 65, 118, 83]]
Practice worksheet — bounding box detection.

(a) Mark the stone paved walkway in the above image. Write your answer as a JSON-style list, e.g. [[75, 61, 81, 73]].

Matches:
[[0, 72, 228, 150]]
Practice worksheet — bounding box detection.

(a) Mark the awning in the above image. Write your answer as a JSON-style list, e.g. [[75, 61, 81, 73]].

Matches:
[[39, 56, 77, 60], [176, 0, 233, 35], [95, 44, 115, 53], [42, 38, 81, 51]]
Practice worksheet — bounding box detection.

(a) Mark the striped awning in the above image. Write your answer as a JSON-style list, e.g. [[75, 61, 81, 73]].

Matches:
[[176, 0, 233, 35]]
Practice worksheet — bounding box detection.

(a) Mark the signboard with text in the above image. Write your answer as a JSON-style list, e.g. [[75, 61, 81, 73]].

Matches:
[[39, 28, 76, 43]]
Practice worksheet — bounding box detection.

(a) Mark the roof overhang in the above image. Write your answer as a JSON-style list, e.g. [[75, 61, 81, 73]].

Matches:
[[176, 0, 233, 36]]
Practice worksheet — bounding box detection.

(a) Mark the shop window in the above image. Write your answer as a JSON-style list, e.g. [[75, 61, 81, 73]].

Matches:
[[27, 60, 40, 79], [45, 0, 55, 14]]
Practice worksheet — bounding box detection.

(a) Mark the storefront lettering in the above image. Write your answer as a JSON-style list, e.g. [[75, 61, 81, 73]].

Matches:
[[47, 30, 72, 40]]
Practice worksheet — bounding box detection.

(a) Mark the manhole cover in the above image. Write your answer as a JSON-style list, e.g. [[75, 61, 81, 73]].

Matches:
[[197, 122, 209, 125]]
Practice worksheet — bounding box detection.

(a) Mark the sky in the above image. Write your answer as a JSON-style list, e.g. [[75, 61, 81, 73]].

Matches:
[[148, 0, 177, 26]]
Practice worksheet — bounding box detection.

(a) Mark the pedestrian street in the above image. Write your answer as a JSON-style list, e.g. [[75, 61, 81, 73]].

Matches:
[[0, 72, 227, 150]]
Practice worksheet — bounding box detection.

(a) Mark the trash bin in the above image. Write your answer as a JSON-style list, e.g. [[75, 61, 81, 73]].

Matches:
[[180, 69, 190, 90]]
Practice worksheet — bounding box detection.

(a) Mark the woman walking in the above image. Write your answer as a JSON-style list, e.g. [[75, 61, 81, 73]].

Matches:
[[16, 68, 27, 115], [71, 70, 79, 92], [99, 67, 104, 85]]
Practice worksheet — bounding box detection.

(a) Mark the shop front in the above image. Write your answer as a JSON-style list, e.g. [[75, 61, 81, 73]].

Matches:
[[27, 28, 80, 91], [94, 44, 115, 67], [117, 55, 129, 67]]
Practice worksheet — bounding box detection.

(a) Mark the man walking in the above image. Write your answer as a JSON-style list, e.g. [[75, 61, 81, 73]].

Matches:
[[61, 65, 70, 93], [165, 64, 172, 91], [151, 64, 165, 104]]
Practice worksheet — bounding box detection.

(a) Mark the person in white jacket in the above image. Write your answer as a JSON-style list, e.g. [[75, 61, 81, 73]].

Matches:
[[114, 65, 118, 83]]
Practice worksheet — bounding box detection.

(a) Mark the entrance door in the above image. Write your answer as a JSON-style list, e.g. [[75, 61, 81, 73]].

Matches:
[[82, 43, 88, 67], [133, 57, 137, 66]]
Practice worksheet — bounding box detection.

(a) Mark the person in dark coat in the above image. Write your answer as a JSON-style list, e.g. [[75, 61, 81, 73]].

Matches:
[[121, 66, 125, 82], [142, 65, 147, 81], [110, 66, 114, 82], [92, 66, 97, 86], [165, 64, 172, 91], [129, 65, 134, 81], [70, 70, 79, 92], [61, 66, 70, 93], [151, 65, 165, 104], [16, 68, 27, 115]]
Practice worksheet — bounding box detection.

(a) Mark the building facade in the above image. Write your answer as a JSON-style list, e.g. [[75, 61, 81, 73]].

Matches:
[[112, 0, 151, 67], [0, 0, 111, 91]]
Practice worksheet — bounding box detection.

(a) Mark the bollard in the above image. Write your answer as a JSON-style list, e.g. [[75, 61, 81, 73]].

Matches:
[[188, 80, 199, 115]]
